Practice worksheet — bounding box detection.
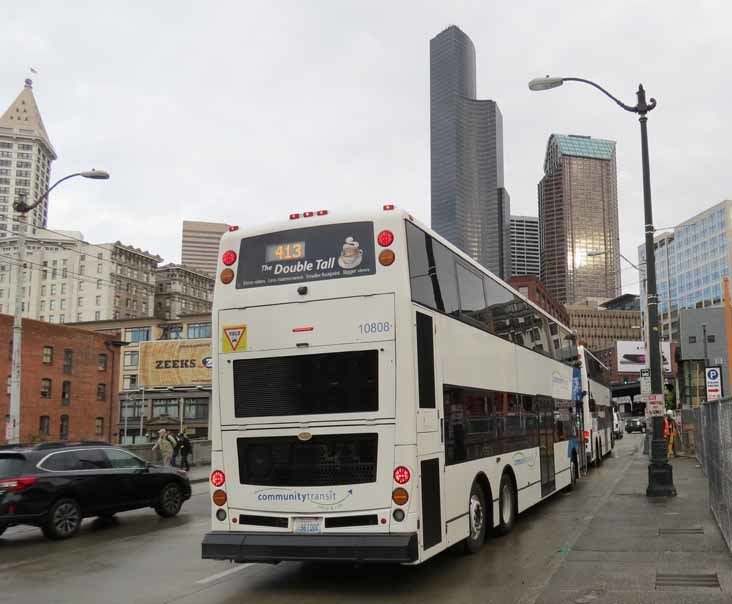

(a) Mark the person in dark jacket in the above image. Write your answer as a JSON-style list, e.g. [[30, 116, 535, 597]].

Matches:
[[178, 429, 192, 471]]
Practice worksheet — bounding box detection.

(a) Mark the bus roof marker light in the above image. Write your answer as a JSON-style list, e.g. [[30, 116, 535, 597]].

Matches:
[[227, 225, 239, 232], [303, 211, 314, 218], [289, 213, 300, 220], [377, 230, 394, 247], [222, 250, 237, 266], [316, 210, 328, 216], [383, 204, 395, 211], [292, 326, 314, 332]]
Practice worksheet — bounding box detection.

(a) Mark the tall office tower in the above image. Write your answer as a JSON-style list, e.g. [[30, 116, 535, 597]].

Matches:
[[430, 25, 511, 278], [539, 134, 620, 304], [638, 199, 732, 341], [510, 215, 540, 277], [181, 220, 229, 275], [0, 79, 56, 234]]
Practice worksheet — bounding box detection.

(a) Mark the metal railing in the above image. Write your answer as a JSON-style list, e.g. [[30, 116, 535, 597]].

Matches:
[[693, 398, 732, 552]]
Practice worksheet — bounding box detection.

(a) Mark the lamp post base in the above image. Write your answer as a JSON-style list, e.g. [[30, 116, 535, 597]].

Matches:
[[646, 462, 677, 497]]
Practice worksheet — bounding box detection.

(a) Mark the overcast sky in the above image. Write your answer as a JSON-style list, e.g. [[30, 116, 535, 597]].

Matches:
[[2, 1, 730, 293]]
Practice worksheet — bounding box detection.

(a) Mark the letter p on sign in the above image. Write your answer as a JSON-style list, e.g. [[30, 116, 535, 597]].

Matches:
[[222, 325, 247, 353]]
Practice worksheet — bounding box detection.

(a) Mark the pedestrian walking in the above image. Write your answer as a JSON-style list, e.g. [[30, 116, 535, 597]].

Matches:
[[178, 429, 192, 471], [171, 431, 182, 467], [664, 410, 678, 458], [152, 428, 175, 465]]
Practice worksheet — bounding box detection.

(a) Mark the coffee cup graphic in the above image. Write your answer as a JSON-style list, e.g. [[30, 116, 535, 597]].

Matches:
[[338, 236, 363, 269]]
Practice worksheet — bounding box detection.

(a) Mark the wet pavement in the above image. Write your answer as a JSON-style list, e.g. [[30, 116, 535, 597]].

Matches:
[[2, 434, 730, 604]]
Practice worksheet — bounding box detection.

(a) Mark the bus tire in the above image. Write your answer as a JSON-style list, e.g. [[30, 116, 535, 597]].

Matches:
[[463, 481, 487, 554], [495, 473, 516, 536]]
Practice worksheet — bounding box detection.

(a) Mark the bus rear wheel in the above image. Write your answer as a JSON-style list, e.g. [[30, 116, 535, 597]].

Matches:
[[495, 473, 516, 536], [566, 453, 578, 491], [463, 481, 487, 554]]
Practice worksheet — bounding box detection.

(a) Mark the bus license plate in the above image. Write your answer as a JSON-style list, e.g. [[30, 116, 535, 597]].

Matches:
[[293, 517, 322, 534]]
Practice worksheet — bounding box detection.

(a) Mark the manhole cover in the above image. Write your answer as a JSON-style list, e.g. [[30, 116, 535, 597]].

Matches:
[[655, 573, 720, 589]]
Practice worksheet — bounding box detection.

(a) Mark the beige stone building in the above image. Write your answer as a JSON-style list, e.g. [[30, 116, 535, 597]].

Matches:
[[76, 314, 212, 443], [155, 264, 213, 320], [567, 294, 642, 351], [181, 220, 229, 275]]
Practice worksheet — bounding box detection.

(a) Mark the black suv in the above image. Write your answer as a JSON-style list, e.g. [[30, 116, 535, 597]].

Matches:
[[0, 441, 191, 540]]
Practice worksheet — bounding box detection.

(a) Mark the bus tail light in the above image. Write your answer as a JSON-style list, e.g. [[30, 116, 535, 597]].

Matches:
[[393, 466, 411, 485], [383, 204, 395, 210], [583, 430, 590, 443], [379, 249, 395, 266], [377, 230, 394, 247], [220, 269, 234, 284], [210, 470, 226, 487], [392, 488, 409, 506], [212, 489, 227, 506], [222, 250, 237, 266], [216, 509, 227, 521]]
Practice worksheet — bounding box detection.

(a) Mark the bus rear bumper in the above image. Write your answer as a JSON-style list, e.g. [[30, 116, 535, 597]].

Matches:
[[202, 531, 419, 564]]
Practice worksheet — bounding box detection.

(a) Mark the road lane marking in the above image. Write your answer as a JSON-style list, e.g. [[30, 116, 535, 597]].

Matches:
[[195, 563, 255, 584]]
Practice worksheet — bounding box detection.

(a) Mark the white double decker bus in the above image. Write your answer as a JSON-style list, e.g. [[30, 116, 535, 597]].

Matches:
[[578, 346, 613, 466], [202, 207, 582, 565]]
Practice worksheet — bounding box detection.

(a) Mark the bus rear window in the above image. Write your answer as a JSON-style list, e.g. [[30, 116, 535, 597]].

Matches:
[[232, 350, 378, 417], [236, 222, 376, 289]]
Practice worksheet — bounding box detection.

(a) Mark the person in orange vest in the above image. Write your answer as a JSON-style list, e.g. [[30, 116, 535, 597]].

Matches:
[[664, 410, 677, 458]]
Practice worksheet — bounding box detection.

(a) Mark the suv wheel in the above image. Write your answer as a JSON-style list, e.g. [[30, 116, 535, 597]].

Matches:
[[43, 498, 82, 540], [155, 483, 183, 518]]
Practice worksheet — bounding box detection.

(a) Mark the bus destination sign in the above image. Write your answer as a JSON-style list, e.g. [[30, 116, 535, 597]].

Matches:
[[237, 221, 376, 289]]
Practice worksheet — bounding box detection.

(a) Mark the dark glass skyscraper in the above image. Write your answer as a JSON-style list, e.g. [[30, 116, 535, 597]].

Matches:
[[430, 26, 511, 278]]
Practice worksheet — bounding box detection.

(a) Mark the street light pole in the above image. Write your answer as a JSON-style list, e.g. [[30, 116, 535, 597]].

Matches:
[[7, 170, 109, 444], [529, 76, 676, 496]]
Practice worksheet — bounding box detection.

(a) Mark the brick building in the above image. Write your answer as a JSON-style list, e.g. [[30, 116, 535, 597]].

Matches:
[[508, 274, 570, 326], [0, 315, 121, 444]]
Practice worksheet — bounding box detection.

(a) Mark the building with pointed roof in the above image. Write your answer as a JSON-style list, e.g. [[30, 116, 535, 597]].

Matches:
[[0, 79, 56, 234]]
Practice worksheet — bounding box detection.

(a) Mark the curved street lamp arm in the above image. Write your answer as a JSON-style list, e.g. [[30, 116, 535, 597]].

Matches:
[[20, 172, 85, 213], [561, 77, 655, 114]]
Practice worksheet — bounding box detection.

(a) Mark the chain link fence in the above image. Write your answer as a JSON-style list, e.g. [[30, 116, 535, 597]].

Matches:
[[693, 398, 732, 552]]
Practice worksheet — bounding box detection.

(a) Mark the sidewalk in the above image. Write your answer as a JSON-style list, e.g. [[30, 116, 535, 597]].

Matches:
[[535, 441, 732, 603]]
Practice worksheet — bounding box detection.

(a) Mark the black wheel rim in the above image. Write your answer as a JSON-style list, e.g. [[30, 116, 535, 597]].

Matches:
[[163, 486, 181, 513], [54, 502, 80, 536]]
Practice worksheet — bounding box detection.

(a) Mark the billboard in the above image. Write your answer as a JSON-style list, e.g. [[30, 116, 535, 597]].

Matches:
[[616, 340, 672, 373], [139, 340, 212, 387]]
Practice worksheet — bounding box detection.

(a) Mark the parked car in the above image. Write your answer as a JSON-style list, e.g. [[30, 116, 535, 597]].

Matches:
[[613, 409, 624, 440], [625, 417, 646, 434], [0, 441, 191, 540]]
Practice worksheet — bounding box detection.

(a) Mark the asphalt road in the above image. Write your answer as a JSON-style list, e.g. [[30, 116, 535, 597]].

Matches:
[[0, 435, 643, 604]]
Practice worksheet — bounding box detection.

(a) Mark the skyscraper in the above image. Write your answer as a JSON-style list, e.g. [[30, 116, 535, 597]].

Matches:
[[430, 26, 510, 278], [181, 220, 229, 275], [539, 134, 620, 304], [638, 199, 732, 342], [0, 79, 56, 234], [510, 215, 540, 277]]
